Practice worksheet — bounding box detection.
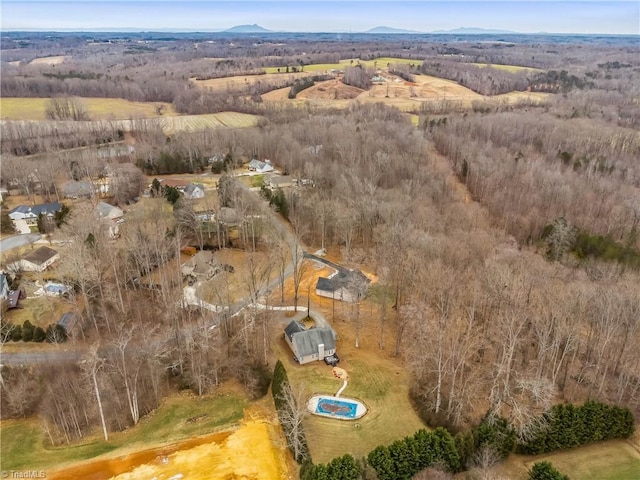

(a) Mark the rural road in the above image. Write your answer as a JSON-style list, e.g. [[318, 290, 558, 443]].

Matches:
[[0, 348, 84, 365], [0, 233, 42, 253]]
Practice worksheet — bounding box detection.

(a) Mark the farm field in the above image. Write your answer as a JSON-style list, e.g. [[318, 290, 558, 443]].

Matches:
[[262, 57, 424, 74], [29, 55, 69, 65], [0, 97, 177, 121], [191, 71, 314, 92], [159, 111, 260, 134], [471, 62, 543, 73]]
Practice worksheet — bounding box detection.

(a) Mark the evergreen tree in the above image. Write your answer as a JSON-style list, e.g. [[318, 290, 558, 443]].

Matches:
[[528, 461, 569, 480], [0, 205, 15, 234]]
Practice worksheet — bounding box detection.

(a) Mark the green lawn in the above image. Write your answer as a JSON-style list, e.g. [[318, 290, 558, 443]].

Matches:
[[0, 389, 248, 471], [279, 340, 426, 464], [500, 440, 640, 480]]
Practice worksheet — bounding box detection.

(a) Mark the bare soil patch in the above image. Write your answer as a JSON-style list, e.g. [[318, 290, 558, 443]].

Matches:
[[297, 79, 363, 100]]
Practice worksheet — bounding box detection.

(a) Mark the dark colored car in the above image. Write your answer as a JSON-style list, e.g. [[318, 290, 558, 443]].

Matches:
[[324, 353, 340, 366]]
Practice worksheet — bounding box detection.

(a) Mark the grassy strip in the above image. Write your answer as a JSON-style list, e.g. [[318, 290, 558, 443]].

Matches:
[[471, 63, 543, 73], [0, 388, 248, 471], [0, 97, 177, 121]]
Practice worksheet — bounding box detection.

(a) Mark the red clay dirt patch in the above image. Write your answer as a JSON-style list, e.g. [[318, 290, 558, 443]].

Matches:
[[297, 79, 363, 100]]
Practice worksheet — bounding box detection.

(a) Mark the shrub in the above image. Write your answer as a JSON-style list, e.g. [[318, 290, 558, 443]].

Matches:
[[528, 461, 570, 480]]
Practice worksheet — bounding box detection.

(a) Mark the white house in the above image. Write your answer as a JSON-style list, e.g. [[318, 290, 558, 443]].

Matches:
[[184, 183, 205, 200], [248, 159, 274, 173], [10, 246, 60, 273], [284, 320, 337, 365], [9, 202, 62, 226]]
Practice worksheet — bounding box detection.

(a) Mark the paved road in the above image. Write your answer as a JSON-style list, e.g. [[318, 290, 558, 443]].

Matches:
[[0, 348, 84, 366], [0, 233, 42, 253]]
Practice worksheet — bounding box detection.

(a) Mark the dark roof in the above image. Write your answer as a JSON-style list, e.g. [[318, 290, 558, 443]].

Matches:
[[10, 202, 62, 216], [23, 246, 58, 265], [316, 268, 370, 297], [285, 320, 336, 358], [62, 181, 94, 196], [7, 290, 21, 309]]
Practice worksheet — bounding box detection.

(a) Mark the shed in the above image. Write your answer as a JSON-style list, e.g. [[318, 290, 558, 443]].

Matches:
[[284, 320, 337, 365]]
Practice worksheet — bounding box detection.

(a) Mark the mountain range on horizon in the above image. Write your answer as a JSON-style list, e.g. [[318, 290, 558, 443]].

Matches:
[[5, 24, 631, 35]]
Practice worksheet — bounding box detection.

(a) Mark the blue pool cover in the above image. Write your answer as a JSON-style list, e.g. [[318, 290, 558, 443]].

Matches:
[[316, 397, 357, 419]]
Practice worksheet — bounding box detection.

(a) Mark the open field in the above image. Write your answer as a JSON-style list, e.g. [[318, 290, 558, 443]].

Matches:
[[342, 57, 424, 68], [498, 436, 640, 480], [29, 55, 69, 65], [0, 97, 177, 121], [159, 111, 260, 134], [191, 71, 314, 93], [471, 62, 543, 73], [0, 383, 250, 473]]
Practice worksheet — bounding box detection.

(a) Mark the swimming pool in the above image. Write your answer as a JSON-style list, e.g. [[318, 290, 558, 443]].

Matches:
[[44, 282, 69, 296], [307, 395, 367, 420]]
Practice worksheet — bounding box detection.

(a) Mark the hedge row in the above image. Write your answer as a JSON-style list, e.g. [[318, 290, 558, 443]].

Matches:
[[271, 360, 310, 463], [1, 320, 67, 343], [300, 455, 361, 480], [528, 461, 570, 480], [517, 401, 635, 454]]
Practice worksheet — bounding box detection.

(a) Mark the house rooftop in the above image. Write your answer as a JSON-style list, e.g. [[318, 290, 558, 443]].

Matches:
[[23, 246, 58, 266], [285, 321, 336, 359], [10, 202, 62, 216]]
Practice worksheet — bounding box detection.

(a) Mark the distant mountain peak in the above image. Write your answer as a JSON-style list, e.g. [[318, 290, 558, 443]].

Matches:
[[225, 24, 271, 33], [365, 26, 420, 34]]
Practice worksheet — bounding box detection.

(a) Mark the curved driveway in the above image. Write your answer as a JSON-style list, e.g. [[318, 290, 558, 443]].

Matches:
[[0, 233, 42, 253]]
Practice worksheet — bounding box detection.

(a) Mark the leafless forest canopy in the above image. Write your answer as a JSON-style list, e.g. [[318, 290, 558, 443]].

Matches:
[[1, 32, 639, 448]]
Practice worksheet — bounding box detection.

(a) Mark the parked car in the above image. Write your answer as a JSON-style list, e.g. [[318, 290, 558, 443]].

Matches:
[[324, 353, 340, 366]]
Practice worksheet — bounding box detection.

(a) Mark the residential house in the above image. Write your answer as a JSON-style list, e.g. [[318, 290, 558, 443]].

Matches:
[[0, 274, 9, 300], [181, 250, 233, 281], [247, 159, 274, 173], [9, 202, 62, 226], [97, 202, 124, 238], [159, 178, 190, 192], [305, 254, 371, 303], [62, 181, 94, 199], [10, 246, 60, 273], [0, 274, 20, 309], [184, 183, 205, 200], [265, 175, 294, 190], [284, 320, 337, 365]]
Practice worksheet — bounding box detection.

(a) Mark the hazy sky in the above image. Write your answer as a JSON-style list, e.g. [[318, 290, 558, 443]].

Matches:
[[2, 1, 639, 34]]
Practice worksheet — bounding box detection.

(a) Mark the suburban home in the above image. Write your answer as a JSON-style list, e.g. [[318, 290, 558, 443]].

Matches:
[[9, 202, 62, 226], [304, 254, 371, 303], [265, 175, 294, 190], [159, 178, 190, 192], [0, 274, 9, 300], [284, 320, 337, 365], [181, 250, 234, 281], [184, 183, 205, 200], [62, 181, 94, 199], [10, 246, 60, 273], [247, 159, 274, 173], [97, 201, 124, 238]]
